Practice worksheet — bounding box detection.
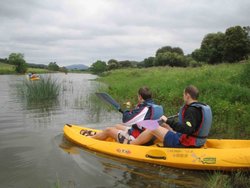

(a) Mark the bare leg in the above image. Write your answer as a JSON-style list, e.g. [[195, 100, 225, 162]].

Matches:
[[161, 123, 174, 132], [91, 127, 120, 141], [129, 129, 154, 145], [91, 127, 110, 140], [151, 126, 169, 142], [114, 124, 128, 131]]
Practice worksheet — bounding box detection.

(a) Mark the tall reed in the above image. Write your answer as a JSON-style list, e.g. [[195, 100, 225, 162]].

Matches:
[[19, 76, 60, 102]]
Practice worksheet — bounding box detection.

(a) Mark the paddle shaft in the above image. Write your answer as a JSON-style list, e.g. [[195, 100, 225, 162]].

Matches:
[[95, 92, 123, 113], [96, 93, 179, 119]]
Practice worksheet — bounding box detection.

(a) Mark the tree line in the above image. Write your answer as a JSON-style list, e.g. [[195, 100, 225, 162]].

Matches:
[[90, 25, 250, 74]]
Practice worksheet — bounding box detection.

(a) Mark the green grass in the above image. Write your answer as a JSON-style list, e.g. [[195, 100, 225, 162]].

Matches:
[[27, 67, 51, 74], [98, 61, 250, 139], [0, 62, 15, 74], [205, 171, 250, 188], [18, 76, 60, 103], [0, 62, 50, 74]]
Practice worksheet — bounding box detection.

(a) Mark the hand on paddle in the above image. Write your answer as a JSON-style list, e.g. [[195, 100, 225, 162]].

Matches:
[[123, 101, 132, 109], [160, 115, 168, 123]]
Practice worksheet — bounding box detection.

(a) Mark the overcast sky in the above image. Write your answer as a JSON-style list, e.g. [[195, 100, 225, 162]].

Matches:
[[0, 0, 249, 66]]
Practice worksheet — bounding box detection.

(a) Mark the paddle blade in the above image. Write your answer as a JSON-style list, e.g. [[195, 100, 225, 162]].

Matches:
[[137, 120, 161, 130], [95, 92, 121, 111]]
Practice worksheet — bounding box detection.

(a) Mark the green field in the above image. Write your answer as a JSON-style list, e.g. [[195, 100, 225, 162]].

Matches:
[[98, 61, 250, 139], [0, 63, 50, 74], [27, 67, 51, 74], [0, 62, 15, 74]]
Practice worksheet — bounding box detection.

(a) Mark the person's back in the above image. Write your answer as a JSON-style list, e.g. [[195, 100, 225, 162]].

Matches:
[[164, 85, 212, 147], [88, 86, 163, 144], [172, 102, 212, 147], [119, 87, 163, 141]]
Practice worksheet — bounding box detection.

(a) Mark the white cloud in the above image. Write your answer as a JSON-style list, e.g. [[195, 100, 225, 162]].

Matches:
[[0, 0, 249, 66]]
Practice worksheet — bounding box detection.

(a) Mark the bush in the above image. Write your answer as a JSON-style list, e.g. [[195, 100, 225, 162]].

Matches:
[[90, 60, 107, 74], [8, 53, 28, 74], [154, 52, 188, 67], [48, 62, 60, 71]]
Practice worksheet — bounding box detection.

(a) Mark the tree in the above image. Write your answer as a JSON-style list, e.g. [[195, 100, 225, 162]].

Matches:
[[154, 52, 188, 67], [107, 59, 119, 70], [48, 62, 59, 71], [90, 60, 107, 74], [8, 53, 28, 73], [191, 49, 205, 62], [143, 57, 155, 67], [119, 60, 132, 68], [0, 58, 8, 64], [199, 32, 225, 64], [60, 67, 68, 74], [172, 47, 184, 55], [223, 26, 250, 62], [156, 46, 184, 56]]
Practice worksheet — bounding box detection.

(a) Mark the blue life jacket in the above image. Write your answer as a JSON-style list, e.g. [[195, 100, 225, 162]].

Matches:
[[146, 102, 164, 120], [178, 102, 212, 147], [126, 101, 164, 139]]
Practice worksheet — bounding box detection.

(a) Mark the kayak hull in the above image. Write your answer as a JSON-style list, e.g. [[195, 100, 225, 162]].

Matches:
[[30, 77, 40, 81], [63, 124, 250, 171]]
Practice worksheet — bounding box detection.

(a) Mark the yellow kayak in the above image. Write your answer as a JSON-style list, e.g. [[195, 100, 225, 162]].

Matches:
[[63, 124, 250, 171], [30, 77, 40, 81]]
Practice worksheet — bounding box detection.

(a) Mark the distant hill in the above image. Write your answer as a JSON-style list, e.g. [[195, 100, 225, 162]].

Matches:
[[65, 64, 89, 70]]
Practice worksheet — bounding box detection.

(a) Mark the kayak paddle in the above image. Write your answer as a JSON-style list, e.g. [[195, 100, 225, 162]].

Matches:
[[95, 92, 123, 113]]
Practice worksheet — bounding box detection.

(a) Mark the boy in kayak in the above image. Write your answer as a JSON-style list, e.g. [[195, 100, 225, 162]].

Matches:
[[127, 85, 212, 148], [83, 86, 164, 144]]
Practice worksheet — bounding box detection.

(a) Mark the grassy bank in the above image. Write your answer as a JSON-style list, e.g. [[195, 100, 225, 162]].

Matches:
[[98, 61, 250, 139], [0, 62, 15, 74], [0, 62, 51, 74], [27, 67, 51, 74]]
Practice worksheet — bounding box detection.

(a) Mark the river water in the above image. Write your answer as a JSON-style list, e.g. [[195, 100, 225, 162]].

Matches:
[[0, 73, 206, 188]]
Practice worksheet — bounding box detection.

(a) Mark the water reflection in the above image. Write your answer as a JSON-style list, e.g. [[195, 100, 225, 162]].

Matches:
[[98, 156, 204, 188]]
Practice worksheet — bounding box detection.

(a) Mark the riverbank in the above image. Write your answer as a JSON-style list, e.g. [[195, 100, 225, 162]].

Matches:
[[0, 62, 15, 74], [0, 62, 51, 74], [98, 61, 250, 139]]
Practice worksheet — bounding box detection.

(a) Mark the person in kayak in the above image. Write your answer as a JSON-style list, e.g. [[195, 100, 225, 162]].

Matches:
[[127, 85, 212, 148], [28, 72, 39, 79], [82, 86, 164, 144]]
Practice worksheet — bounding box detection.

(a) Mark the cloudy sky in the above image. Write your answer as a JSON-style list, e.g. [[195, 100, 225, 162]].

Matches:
[[0, 0, 249, 66]]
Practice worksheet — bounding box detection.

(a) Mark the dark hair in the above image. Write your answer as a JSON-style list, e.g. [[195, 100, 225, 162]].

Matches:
[[184, 85, 199, 100], [138, 86, 152, 100]]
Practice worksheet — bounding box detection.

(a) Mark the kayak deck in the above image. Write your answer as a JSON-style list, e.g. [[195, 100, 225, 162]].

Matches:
[[63, 124, 250, 171]]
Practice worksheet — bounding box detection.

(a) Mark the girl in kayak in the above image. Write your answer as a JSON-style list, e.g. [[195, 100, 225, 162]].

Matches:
[[81, 86, 163, 144]]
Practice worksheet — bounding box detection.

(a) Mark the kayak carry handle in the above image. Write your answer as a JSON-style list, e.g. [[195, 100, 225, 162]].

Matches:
[[145, 154, 166, 160]]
